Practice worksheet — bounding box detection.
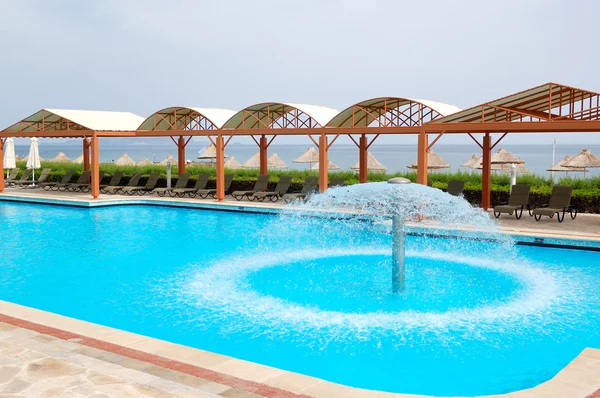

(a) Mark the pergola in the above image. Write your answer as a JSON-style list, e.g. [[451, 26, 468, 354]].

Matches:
[[1, 82, 599, 210]]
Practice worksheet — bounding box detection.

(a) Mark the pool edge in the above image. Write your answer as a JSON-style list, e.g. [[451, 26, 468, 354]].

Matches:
[[0, 300, 598, 398]]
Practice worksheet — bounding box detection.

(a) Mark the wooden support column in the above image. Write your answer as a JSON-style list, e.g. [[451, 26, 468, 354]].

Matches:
[[259, 135, 268, 175], [359, 134, 368, 183], [177, 136, 186, 174], [319, 134, 328, 192], [482, 133, 492, 210], [0, 138, 4, 191], [91, 134, 100, 199], [216, 135, 225, 201], [417, 131, 428, 185], [83, 138, 90, 172]]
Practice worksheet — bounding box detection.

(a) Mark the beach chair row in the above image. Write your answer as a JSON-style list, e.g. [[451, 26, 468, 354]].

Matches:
[[493, 185, 577, 223]]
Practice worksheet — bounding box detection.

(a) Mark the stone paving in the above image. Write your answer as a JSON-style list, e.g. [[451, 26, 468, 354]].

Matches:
[[0, 322, 260, 398]]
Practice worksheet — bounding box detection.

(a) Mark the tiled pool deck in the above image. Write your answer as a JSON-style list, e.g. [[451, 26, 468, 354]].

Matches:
[[1, 187, 600, 398]]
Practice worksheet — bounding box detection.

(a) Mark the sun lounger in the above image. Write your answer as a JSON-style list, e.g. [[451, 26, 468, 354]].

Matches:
[[329, 178, 345, 187], [6, 169, 32, 187], [103, 173, 142, 194], [68, 171, 105, 192], [52, 171, 90, 192], [195, 174, 234, 199], [252, 176, 293, 202], [100, 172, 124, 193], [530, 186, 576, 222], [283, 176, 318, 203], [172, 173, 209, 198], [121, 172, 160, 195], [231, 174, 270, 201], [447, 180, 465, 196], [4, 169, 19, 185], [493, 184, 530, 219], [16, 168, 51, 188], [40, 169, 74, 191], [152, 173, 190, 197]]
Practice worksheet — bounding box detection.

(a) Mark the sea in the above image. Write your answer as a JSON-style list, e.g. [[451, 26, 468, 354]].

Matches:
[[13, 141, 600, 178]]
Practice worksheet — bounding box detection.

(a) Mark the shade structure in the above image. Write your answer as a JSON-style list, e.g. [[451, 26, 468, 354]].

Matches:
[[4, 138, 16, 169], [564, 148, 600, 169], [73, 155, 84, 164], [114, 153, 136, 166], [137, 158, 154, 166], [351, 152, 387, 172], [159, 155, 176, 166], [407, 149, 450, 170], [547, 156, 589, 173], [242, 152, 261, 168], [491, 148, 525, 164], [50, 152, 72, 163], [461, 154, 480, 168], [267, 153, 289, 169], [475, 161, 531, 174], [311, 160, 340, 170], [293, 147, 319, 164], [224, 156, 242, 169], [26, 138, 41, 170], [197, 143, 229, 161]]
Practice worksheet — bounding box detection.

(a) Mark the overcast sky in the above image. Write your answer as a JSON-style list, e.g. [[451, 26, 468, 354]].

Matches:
[[2, 0, 599, 146]]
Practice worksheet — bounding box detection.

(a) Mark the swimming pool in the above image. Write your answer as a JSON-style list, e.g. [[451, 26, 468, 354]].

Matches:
[[0, 201, 599, 396]]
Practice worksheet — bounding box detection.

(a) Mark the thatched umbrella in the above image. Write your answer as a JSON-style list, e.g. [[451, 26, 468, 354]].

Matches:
[[461, 154, 480, 168], [407, 150, 450, 170], [22, 154, 45, 163], [224, 156, 242, 169], [351, 152, 387, 172], [242, 152, 260, 168], [137, 158, 154, 166], [293, 147, 319, 168], [115, 153, 136, 166], [73, 155, 84, 164], [197, 143, 229, 160], [474, 161, 531, 174], [159, 155, 176, 166], [491, 148, 525, 164], [547, 156, 588, 175], [311, 160, 341, 170], [267, 153, 289, 169], [50, 152, 72, 163], [564, 148, 600, 170]]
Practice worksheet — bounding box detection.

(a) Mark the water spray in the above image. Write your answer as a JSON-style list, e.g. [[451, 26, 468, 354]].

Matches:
[[387, 177, 411, 293]]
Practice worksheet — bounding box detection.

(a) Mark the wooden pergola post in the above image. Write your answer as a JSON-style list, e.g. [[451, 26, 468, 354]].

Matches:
[[91, 134, 100, 199], [319, 133, 328, 192], [216, 135, 225, 201], [417, 130, 428, 185], [83, 138, 90, 172], [482, 133, 492, 209], [0, 138, 4, 191], [177, 136, 186, 174], [259, 135, 268, 175], [359, 134, 368, 183]]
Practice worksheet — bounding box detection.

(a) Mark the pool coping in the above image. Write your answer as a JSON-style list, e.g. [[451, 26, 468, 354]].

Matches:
[[0, 300, 598, 398]]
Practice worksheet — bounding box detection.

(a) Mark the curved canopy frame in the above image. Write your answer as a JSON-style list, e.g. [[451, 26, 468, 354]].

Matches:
[[326, 97, 461, 128], [221, 102, 339, 130], [137, 107, 237, 131]]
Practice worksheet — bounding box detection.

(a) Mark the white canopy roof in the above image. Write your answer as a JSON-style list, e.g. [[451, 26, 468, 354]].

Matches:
[[137, 107, 237, 130], [3, 109, 145, 132], [222, 102, 339, 129]]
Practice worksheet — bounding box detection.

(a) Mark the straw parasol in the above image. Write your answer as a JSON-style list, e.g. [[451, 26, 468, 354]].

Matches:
[[564, 148, 600, 169], [137, 158, 154, 166], [267, 153, 289, 169], [73, 155, 84, 164], [311, 160, 341, 170], [159, 155, 176, 166], [50, 152, 72, 163], [115, 153, 136, 166], [22, 154, 45, 163], [474, 161, 531, 174], [351, 152, 387, 172], [407, 150, 450, 170], [547, 156, 588, 175], [461, 154, 480, 168], [242, 152, 260, 168], [197, 143, 229, 160], [491, 148, 525, 164], [293, 147, 319, 168], [224, 156, 242, 169]]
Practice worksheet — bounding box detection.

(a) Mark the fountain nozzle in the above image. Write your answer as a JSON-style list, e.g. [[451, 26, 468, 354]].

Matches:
[[387, 177, 411, 185]]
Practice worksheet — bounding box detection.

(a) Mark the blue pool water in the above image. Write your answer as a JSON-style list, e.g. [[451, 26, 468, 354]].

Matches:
[[0, 202, 599, 396]]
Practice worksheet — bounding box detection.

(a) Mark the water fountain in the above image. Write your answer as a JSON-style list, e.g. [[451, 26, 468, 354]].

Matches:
[[387, 177, 411, 293]]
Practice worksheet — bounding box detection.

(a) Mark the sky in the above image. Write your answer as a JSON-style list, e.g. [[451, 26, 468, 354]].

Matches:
[[1, 0, 599, 147]]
